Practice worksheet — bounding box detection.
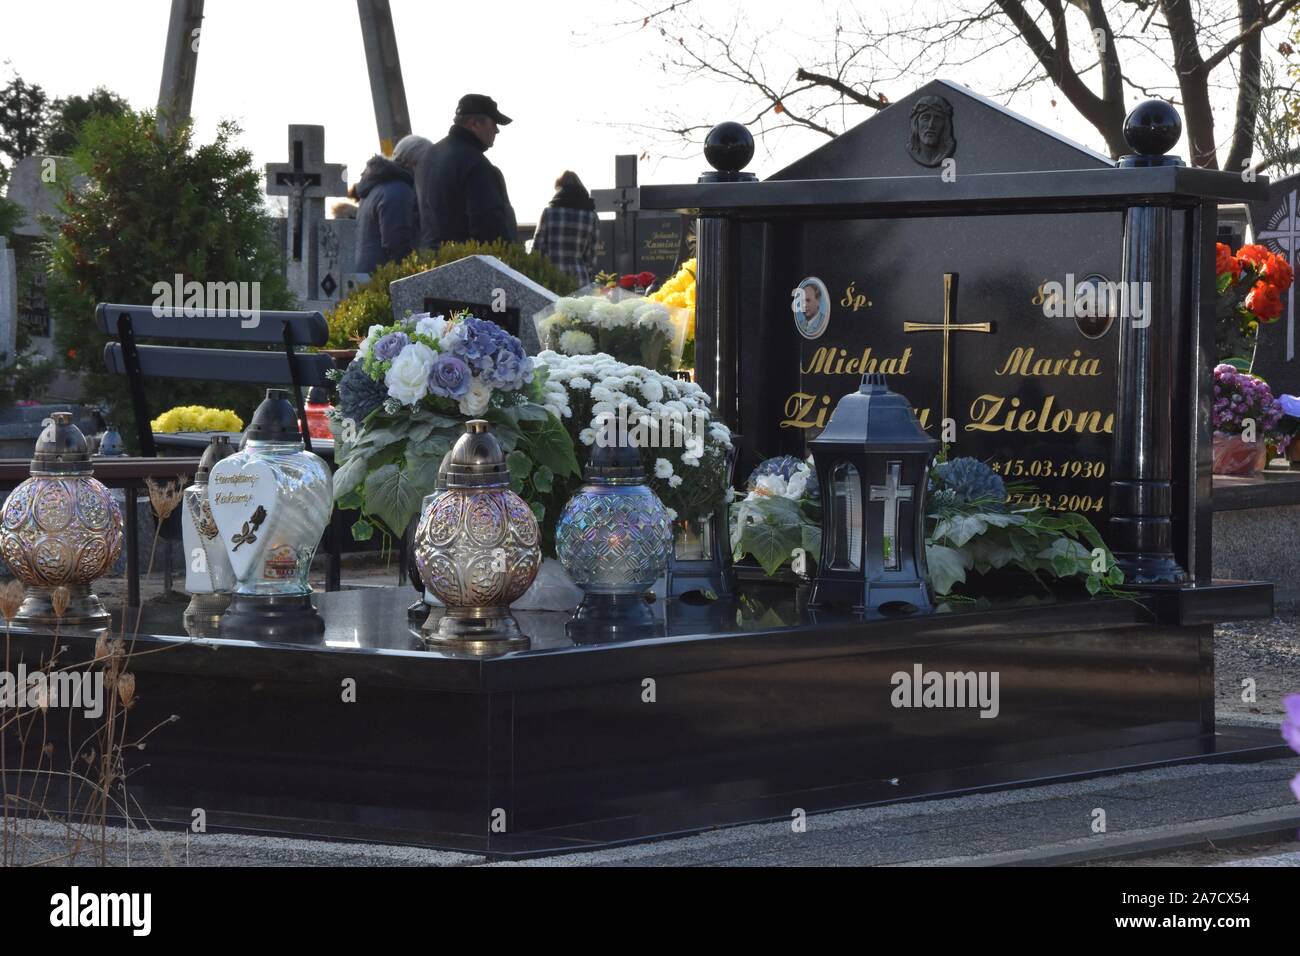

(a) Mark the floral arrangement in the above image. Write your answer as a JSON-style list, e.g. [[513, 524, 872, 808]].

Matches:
[[593, 270, 656, 293], [328, 312, 579, 542], [1216, 242, 1295, 363], [533, 291, 689, 374], [730, 455, 822, 576], [1212, 363, 1285, 442], [649, 257, 696, 369], [532, 350, 732, 523], [150, 405, 243, 433], [925, 457, 1122, 597]]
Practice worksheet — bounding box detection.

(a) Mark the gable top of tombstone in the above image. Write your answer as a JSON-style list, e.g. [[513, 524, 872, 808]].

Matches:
[[4, 155, 87, 238], [769, 79, 1114, 182], [265, 124, 348, 200], [388, 254, 559, 354]]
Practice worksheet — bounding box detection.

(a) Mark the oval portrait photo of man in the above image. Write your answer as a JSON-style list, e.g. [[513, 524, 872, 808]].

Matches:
[[793, 277, 831, 340]]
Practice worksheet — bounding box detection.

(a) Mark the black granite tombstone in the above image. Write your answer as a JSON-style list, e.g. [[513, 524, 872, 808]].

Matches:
[[1248, 171, 1300, 395], [644, 80, 1257, 582]]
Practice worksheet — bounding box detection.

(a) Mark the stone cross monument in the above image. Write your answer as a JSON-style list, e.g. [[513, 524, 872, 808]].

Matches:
[[265, 125, 348, 308]]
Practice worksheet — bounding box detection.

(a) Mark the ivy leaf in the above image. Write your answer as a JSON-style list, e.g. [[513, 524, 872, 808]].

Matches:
[[351, 518, 375, 542], [514, 403, 550, 422], [533, 464, 554, 493], [925, 543, 970, 596], [1084, 573, 1102, 595], [337, 491, 363, 511], [362, 462, 422, 538], [507, 449, 533, 481], [738, 519, 801, 576], [530, 501, 545, 524], [525, 414, 581, 478], [332, 454, 370, 501]]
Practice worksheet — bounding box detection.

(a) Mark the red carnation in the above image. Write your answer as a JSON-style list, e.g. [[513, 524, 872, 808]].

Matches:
[[618, 274, 637, 290], [1236, 244, 1273, 274], [1263, 252, 1295, 293], [637, 271, 656, 288], [1216, 242, 1239, 278], [1245, 280, 1284, 322]]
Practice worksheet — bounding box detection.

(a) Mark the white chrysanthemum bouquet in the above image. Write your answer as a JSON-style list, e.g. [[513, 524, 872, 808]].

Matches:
[[533, 350, 733, 522], [533, 290, 689, 374]]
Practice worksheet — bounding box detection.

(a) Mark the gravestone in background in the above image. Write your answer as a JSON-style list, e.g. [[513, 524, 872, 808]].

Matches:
[[388, 255, 558, 353], [0, 236, 16, 365], [1248, 171, 1300, 397], [316, 217, 358, 303], [748, 80, 1118, 524]]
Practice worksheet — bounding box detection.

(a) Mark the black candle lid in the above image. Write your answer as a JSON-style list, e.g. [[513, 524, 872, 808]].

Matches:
[[244, 389, 302, 443], [445, 420, 509, 488], [195, 435, 237, 483], [31, 412, 92, 476], [584, 440, 645, 482]]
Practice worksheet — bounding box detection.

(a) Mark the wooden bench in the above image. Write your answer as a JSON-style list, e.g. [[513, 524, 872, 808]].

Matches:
[[96, 302, 343, 590]]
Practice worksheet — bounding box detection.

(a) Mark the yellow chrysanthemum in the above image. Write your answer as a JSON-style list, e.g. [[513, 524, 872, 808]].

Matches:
[[151, 405, 244, 433]]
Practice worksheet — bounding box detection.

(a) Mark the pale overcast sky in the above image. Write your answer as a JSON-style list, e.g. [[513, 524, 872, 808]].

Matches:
[[0, 0, 1278, 222]]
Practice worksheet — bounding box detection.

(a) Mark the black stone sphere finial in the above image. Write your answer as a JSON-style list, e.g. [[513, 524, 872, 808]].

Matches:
[[699, 122, 759, 183], [1119, 100, 1185, 168]]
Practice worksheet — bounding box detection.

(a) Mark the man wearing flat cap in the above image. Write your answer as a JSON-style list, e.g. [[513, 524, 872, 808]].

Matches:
[[416, 93, 518, 250]]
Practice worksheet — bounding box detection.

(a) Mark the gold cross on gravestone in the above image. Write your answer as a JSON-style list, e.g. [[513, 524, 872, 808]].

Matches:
[[902, 273, 992, 428]]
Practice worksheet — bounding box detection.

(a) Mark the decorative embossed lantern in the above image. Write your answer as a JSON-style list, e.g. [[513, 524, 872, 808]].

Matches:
[[414, 420, 541, 651], [208, 390, 333, 642], [808, 374, 938, 613], [181, 435, 237, 631], [556, 439, 672, 628], [0, 412, 123, 625]]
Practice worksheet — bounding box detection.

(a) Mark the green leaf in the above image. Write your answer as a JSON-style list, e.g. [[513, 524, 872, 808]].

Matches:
[[506, 449, 533, 481], [533, 464, 554, 493], [925, 543, 969, 596], [529, 501, 545, 523], [514, 403, 550, 422], [1084, 573, 1102, 595], [351, 518, 375, 542], [332, 454, 370, 502], [525, 414, 581, 478], [337, 491, 363, 511], [362, 462, 423, 538], [738, 520, 802, 576]]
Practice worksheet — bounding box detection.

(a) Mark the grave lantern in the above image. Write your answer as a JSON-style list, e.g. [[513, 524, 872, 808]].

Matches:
[[208, 390, 333, 642], [181, 435, 238, 633], [556, 439, 672, 632], [808, 374, 938, 613], [414, 420, 541, 652], [0, 413, 123, 626]]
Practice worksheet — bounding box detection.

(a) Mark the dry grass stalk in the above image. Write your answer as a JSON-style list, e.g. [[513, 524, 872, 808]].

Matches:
[[50, 586, 70, 620], [0, 581, 23, 622]]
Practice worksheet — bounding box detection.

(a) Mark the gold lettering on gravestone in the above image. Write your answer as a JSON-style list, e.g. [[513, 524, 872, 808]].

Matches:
[[902, 273, 991, 427], [785, 346, 926, 430], [840, 282, 872, 312]]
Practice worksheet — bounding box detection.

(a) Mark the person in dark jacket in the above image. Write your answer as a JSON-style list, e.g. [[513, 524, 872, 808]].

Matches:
[[532, 170, 599, 286], [354, 133, 431, 272], [416, 94, 518, 250]]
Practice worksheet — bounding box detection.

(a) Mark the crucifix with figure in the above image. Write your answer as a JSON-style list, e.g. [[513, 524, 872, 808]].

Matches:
[[265, 125, 347, 305], [902, 272, 992, 429]]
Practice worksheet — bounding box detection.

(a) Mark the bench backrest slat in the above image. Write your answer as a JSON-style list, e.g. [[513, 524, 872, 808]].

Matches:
[[95, 303, 329, 345], [103, 343, 334, 386]]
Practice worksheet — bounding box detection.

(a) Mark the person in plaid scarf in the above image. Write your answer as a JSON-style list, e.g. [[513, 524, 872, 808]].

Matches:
[[533, 171, 599, 286]]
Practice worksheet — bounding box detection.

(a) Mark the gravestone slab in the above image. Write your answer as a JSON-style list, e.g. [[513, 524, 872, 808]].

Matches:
[[388, 255, 558, 352], [742, 80, 1120, 525], [1248, 171, 1300, 396], [0, 236, 15, 366], [3, 155, 87, 239], [315, 218, 358, 303]]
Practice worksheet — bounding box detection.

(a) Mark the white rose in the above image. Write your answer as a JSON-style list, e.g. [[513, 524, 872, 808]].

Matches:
[[383, 342, 435, 405], [755, 474, 787, 498], [786, 467, 810, 500], [458, 379, 493, 417], [654, 458, 673, 479], [415, 314, 448, 342], [358, 324, 386, 361]]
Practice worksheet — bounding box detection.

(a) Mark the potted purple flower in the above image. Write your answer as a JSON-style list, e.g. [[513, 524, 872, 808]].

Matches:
[[1212, 364, 1285, 476]]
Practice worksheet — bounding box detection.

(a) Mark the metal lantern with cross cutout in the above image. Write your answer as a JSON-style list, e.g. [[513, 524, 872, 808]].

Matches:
[[808, 374, 938, 613]]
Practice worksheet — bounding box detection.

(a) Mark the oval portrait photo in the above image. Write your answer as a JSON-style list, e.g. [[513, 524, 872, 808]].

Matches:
[[793, 277, 831, 340]]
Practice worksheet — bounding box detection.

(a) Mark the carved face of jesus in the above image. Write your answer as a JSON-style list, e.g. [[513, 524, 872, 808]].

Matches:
[[916, 108, 946, 147]]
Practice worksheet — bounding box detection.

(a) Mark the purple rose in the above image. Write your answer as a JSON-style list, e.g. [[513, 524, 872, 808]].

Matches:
[[374, 331, 409, 362], [427, 353, 471, 399]]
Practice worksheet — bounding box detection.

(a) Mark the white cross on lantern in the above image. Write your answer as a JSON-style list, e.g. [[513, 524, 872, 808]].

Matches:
[[870, 462, 914, 571]]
